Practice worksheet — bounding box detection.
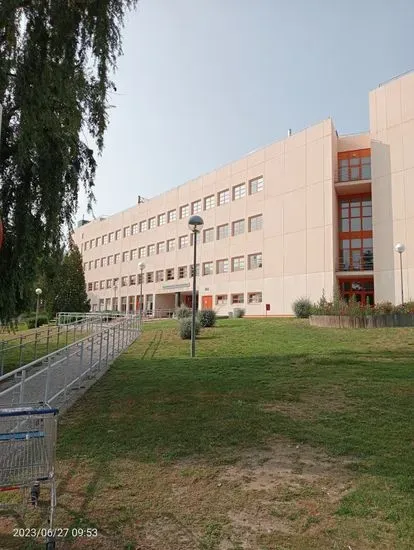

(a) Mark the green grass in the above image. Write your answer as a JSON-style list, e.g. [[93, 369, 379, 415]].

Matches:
[[2, 318, 414, 549]]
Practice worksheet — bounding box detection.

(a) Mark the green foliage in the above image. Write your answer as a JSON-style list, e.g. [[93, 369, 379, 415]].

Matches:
[[175, 304, 191, 319], [292, 297, 312, 318], [53, 242, 90, 314], [0, 0, 138, 321], [311, 291, 414, 317], [26, 314, 48, 329], [179, 317, 200, 339], [233, 308, 245, 318], [197, 309, 217, 328]]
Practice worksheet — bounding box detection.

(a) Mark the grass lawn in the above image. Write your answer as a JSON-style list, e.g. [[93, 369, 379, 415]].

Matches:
[[1, 318, 413, 549]]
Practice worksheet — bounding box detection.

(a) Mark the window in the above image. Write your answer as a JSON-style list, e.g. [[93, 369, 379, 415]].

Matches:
[[248, 292, 262, 304], [102, 234, 108, 245], [108, 232, 114, 243], [94, 281, 99, 290], [121, 276, 128, 287], [95, 237, 101, 247], [216, 259, 229, 274], [203, 228, 214, 243], [217, 224, 229, 240], [233, 183, 246, 200], [190, 264, 200, 277], [148, 217, 156, 229], [190, 232, 200, 246], [180, 204, 189, 219], [156, 270, 164, 282], [167, 238, 175, 252], [89, 261, 93, 270], [114, 253, 120, 264], [179, 235, 189, 249], [191, 200, 202, 214], [166, 268, 174, 281], [232, 256, 245, 271], [106, 279, 112, 289], [88, 282, 93, 291], [108, 255, 114, 265], [90, 240, 94, 248], [232, 293, 244, 304], [101, 257, 107, 267], [129, 274, 136, 286], [157, 241, 165, 254], [249, 176, 264, 195], [178, 266, 188, 279], [84, 262, 87, 271], [140, 220, 147, 232], [339, 197, 373, 271], [146, 272, 154, 283], [123, 226, 130, 238], [218, 189, 230, 205], [131, 223, 138, 235], [249, 214, 263, 232], [100, 280, 105, 290], [122, 251, 129, 263], [113, 277, 119, 287], [84, 241, 89, 251], [94, 259, 99, 269], [130, 249, 138, 261], [139, 246, 146, 258], [338, 149, 371, 182], [148, 244, 156, 256], [115, 229, 121, 240], [168, 209, 177, 223], [204, 195, 215, 210], [232, 219, 245, 236], [216, 294, 228, 305], [248, 253, 263, 270], [203, 262, 213, 275], [158, 213, 166, 226], [137, 274, 143, 285]]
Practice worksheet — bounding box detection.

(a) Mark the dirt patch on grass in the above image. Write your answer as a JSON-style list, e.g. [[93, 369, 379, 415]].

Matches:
[[0, 440, 398, 550]]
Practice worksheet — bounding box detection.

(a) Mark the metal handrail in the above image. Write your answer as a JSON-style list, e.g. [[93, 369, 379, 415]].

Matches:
[[337, 259, 374, 272]]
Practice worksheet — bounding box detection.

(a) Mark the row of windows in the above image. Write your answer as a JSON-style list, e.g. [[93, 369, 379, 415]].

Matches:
[[82, 176, 264, 251], [83, 214, 263, 271], [86, 253, 263, 290], [216, 292, 263, 305]]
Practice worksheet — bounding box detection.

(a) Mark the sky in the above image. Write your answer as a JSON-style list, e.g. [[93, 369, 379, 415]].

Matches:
[[77, 0, 414, 220]]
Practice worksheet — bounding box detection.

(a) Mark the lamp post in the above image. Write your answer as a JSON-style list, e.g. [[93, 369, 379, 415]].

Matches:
[[138, 261, 145, 326], [395, 243, 406, 305], [188, 215, 204, 357], [35, 288, 42, 328]]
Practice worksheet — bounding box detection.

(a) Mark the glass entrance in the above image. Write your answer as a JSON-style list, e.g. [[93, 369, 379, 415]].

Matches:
[[338, 278, 374, 306]]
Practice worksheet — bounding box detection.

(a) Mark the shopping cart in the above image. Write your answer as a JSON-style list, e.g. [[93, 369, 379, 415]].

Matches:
[[0, 404, 58, 549]]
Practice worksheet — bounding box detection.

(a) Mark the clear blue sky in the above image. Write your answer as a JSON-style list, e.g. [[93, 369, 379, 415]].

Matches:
[[78, 0, 414, 220]]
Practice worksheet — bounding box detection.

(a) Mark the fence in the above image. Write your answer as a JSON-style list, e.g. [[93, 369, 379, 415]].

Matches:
[[0, 315, 140, 410]]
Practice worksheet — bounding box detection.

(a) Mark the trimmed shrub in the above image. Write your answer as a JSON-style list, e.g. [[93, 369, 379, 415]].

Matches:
[[175, 304, 191, 319], [233, 308, 245, 318], [179, 317, 200, 339], [292, 297, 312, 318], [197, 309, 217, 328], [26, 315, 48, 329], [373, 301, 394, 315]]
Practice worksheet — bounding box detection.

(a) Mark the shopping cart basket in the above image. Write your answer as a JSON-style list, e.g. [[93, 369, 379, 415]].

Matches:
[[0, 404, 58, 549]]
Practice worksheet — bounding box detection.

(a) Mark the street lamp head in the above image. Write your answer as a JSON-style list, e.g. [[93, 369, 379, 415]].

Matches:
[[188, 215, 204, 233], [35, 288, 42, 296], [395, 243, 406, 254], [138, 261, 145, 271]]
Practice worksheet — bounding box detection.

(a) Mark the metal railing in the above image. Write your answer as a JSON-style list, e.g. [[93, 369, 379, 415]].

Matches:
[[337, 258, 374, 272], [56, 311, 126, 325], [335, 167, 371, 183], [0, 315, 140, 410]]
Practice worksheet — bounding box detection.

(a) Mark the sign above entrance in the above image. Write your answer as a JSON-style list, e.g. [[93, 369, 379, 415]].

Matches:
[[162, 283, 191, 290]]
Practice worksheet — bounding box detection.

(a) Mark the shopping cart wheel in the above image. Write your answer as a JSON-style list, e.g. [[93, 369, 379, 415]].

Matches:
[[31, 482, 40, 506], [46, 536, 56, 549]]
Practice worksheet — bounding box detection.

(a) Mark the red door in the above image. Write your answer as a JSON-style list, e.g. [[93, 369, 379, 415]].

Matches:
[[202, 295, 213, 309]]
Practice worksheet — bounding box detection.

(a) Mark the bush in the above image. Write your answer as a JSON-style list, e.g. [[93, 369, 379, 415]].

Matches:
[[175, 304, 191, 319], [233, 308, 245, 318], [179, 317, 200, 339], [197, 309, 217, 328], [292, 297, 312, 318], [373, 301, 394, 315], [26, 315, 48, 329]]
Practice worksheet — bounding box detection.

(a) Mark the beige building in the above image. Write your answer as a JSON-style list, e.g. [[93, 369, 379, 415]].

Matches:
[[73, 71, 414, 316]]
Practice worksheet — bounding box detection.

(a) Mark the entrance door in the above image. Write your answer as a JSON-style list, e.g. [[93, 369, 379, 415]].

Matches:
[[202, 295, 213, 309], [339, 278, 374, 306]]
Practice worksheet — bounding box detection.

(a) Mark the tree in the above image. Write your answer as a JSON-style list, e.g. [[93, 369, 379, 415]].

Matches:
[[0, 0, 137, 321], [53, 242, 90, 314]]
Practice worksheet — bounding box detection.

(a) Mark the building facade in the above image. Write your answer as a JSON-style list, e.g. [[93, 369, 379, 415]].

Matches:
[[73, 71, 414, 316]]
